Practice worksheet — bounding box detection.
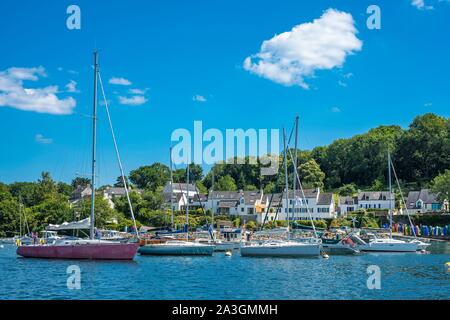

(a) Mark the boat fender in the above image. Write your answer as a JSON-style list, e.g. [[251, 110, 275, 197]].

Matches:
[[16, 239, 21, 246], [39, 238, 45, 245]]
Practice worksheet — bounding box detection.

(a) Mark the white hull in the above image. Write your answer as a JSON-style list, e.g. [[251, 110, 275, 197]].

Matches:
[[138, 241, 214, 256], [240, 241, 320, 257], [359, 241, 418, 252]]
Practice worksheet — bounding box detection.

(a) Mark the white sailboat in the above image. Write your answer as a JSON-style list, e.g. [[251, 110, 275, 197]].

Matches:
[[354, 151, 418, 253], [241, 123, 321, 257], [138, 157, 214, 256]]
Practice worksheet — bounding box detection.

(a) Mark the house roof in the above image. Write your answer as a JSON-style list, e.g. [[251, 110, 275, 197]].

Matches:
[[167, 182, 197, 192], [209, 190, 262, 203], [406, 189, 440, 209], [358, 191, 394, 201], [217, 200, 238, 208], [317, 193, 333, 205], [339, 196, 358, 205]]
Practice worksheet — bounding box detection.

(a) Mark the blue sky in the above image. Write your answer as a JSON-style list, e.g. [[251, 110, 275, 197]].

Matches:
[[0, 0, 449, 185]]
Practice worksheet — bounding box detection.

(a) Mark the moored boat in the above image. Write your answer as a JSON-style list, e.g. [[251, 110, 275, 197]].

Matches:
[[240, 240, 320, 257], [138, 240, 214, 255]]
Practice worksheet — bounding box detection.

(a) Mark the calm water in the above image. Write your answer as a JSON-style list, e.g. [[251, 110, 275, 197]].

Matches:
[[0, 242, 449, 300]]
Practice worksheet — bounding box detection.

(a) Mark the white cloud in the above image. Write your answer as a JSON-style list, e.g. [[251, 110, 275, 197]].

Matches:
[[244, 9, 362, 89], [411, 0, 434, 10], [424, 102, 432, 107], [109, 77, 132, 86], [35, 134, 53, 144], [118, 95, 147, 106], [192, 94, 207, 102], [0, 66, 76, 115], [65, 80, 79, 93], [129, 88, 148, 95], [331, 106, 341, 113]]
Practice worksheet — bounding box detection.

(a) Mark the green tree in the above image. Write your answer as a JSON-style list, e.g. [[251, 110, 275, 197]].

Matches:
[[431, 169, 450, 202], [338, 183, 357, 196], [298, 159, 325, 189], [215, 175, 237, 191], [71, 177, 91, 189], [113, 175, 130, 188], [129, 163, 170, 191]]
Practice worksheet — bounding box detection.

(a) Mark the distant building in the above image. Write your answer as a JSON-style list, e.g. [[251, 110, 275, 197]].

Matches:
[[206, 190, 263, 220], [103, 186, 142, 209], [357, 191, 395, 211], [259, 188, 337, 223], [406, 189, 445, 214], [69, 184, 92, 205], [163, 182, 197, 197], [339, 196, 358, 215]]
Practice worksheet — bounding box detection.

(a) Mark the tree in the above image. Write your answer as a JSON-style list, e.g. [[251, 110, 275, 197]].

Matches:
[[431, 169, 450, 203], [298, 159, 325, 189], [113, 175, 129, 188], [129, 163, 170, 191], [71, 177, 91, 189], [215, 175, 237, 191], [338, 183, 357, 196]]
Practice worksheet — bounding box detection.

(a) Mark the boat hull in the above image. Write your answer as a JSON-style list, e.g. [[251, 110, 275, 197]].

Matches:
[[358, 243, 418, 252], [138, 244, 214, 256], [16, 243, 139, 260], [240, 243, 320, 257], [321, 244, 359, 255]]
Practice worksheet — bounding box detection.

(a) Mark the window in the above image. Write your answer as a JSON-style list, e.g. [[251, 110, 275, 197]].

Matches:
[[241, 207, 244, 212]]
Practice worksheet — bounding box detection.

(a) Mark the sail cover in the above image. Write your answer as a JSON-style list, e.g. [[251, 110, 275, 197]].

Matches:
[[47, 218, 91, 231]]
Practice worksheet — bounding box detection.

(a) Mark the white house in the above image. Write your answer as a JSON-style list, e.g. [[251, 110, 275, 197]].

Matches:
[[339, 196, 358, 215], [207, 190, 263, 218], [163, 182, 197, 197], [357, 191, 395, 211], [406, 189, 446, 214], [103, 187, 142, 209], [260, 188, 337, 222]]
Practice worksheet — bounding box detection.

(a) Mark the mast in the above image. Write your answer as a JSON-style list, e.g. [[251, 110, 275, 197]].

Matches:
[[283, 128, 289, 239], [169, 147, 174, 228], [90, 50, 99, 240], [186, 164, 189, 241], [211, 167, 215, 230], [388, 150, 393, 238], [292, 116, 299, 222]]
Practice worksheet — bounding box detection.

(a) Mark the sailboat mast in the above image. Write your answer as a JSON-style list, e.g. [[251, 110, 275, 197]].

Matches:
[[169, 147, 174, 227], [388, 150, 393, 238], [283, 128, 289, 238], [186, 164, 189, 241], [90, 50, 99, 240], [292, 116, 299, 221]]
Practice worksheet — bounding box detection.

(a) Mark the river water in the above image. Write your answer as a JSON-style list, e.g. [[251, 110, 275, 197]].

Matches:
[[0, 242, 449, 299]]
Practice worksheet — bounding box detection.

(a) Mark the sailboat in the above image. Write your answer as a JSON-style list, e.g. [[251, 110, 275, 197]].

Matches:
[[241, 123, 321, 257], [16, 51, 140, 260], [138, 157, 214, 256], [353, 151, 418, 253]]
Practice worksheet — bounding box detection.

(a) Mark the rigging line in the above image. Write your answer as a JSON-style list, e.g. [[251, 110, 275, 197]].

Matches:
[[98, 71, 139, 239], [270, 119, 296, 223], [286, 147, 318, 239], [261, 120, 296, 228], [389, 156, 417, 238]]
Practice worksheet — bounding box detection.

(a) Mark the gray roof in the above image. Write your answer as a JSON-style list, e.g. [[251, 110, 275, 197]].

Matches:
[[218, 200, 238, 208], [339, 196, 358, 205], [286, 188, 318, 199], [358, 191, 394, 201], [168, 182, 197, 192], [317, 192, 333, 205], [406, 189, 440, 209], [209, 190, 262, 203]]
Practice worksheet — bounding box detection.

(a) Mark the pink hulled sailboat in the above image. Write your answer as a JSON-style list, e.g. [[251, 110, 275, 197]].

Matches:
[[17, 51, 140, 260]]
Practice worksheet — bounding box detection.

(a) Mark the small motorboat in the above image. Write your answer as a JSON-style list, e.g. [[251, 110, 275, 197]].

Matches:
[[138, 240, 214, 256]]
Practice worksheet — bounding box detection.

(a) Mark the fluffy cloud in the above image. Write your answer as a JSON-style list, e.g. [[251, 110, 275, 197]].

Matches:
[[109, 77, 132, 86], [65, 80, 79, 93], [331, 106, 341, 113], [244, 9, 362, 89], [0, 66, 76, 115], [411, 0, 433, 10], [35, 134, 53, 144], [129, 88, 148, 95], [118, 95, 147, 106], [192, 94, 207, 102]]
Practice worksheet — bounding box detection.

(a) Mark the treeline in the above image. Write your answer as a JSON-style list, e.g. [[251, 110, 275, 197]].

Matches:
[[0, 113, 449, 236]]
